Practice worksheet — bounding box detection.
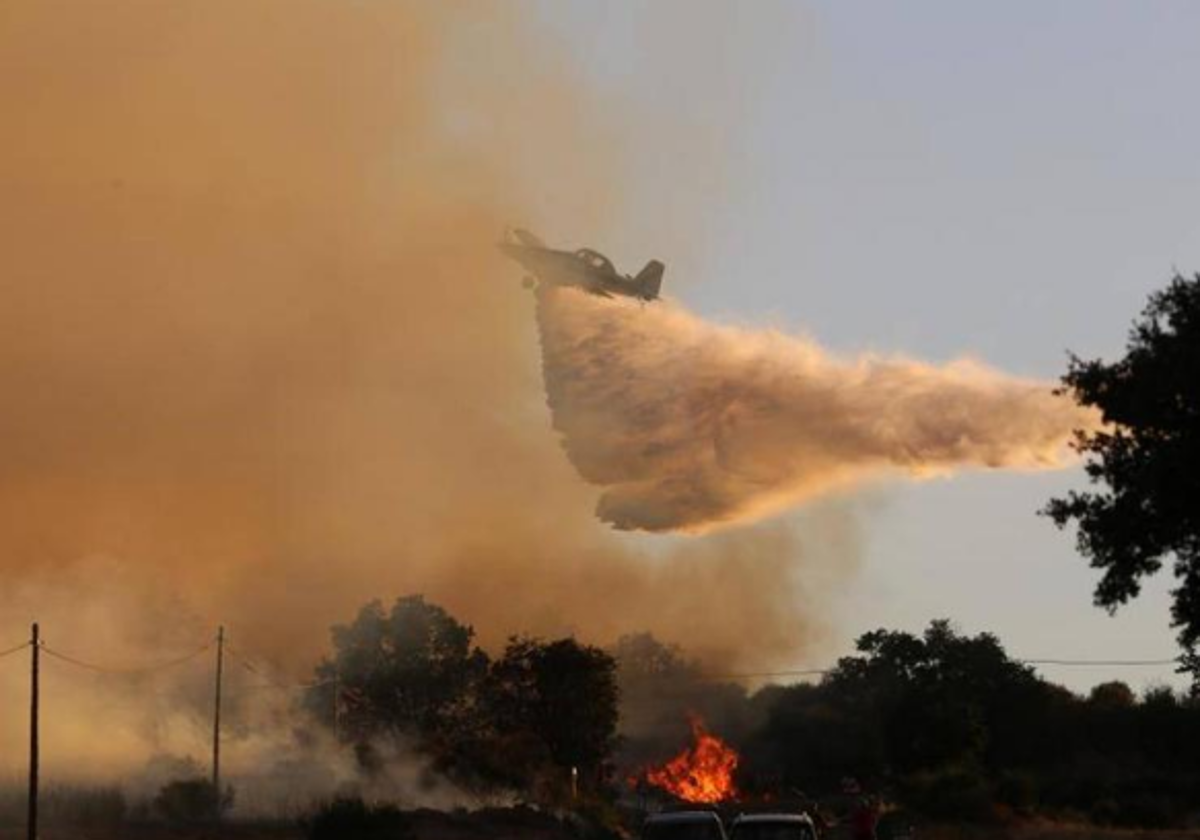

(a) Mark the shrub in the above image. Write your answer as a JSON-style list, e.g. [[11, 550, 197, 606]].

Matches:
[[304, 796, 414, 840], [153, 778, 233, 823], [897, 768, 995, 823], [995, 772, 1037, 814], [1109, 791, 1184, 829]]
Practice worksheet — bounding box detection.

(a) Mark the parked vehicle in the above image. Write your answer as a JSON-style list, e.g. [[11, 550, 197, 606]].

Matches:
[[642, 810, 729, 840], [729, 812, 818, 840]]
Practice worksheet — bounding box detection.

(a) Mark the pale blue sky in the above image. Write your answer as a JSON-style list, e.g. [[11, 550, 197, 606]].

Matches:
[[527, 1, 1200, 691]]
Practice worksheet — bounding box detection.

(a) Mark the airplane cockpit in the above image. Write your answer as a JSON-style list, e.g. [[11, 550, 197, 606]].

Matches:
[[574, 248, 616, 276]]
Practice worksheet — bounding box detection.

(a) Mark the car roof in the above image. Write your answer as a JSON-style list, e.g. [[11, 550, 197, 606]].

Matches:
[[731, 813, 815, 825], [647, 811, 724, 824]]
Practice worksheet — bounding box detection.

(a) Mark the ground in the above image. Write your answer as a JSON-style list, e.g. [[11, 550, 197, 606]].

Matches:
[[4, 815, 1200, 840], [0, 806, 586, 840]]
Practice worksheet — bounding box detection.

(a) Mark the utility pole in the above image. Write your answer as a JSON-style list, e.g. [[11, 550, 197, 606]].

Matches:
[[27, 622, 38, 840], [332, 668, 342, 742], [211, 625, 224, 821]]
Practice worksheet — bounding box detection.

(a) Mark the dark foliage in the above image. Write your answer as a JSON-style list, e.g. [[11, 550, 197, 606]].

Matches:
[[306, 596, 619, 800], [483, 636, 619, 788], [736, 620, 1200, 827], [306, 595, 489, 747], [1044, 274, 1200, 671], [304, 797, 413, 840], [152, 778, 233, 823], [895, 767, 996, 823]]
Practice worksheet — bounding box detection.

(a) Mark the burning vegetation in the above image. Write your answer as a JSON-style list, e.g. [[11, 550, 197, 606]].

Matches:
[[635, 715, 740, 805]]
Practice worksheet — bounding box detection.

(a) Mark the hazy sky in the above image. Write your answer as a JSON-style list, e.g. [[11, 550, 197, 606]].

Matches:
[[9, 0, 1196, 785], [533, 1, 1200, 691]]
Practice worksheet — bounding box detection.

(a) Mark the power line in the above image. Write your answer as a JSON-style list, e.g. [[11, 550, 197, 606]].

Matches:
[[0, 640, 30, 659], [695, 656, 1181, 683], [1019, 657, 1180, 667], [212, 626, 223, 821], [700, 668, 831, 681], [40, 642, 211, 676], [223, 644, 333, 693], [32, 639, 1177, 685]]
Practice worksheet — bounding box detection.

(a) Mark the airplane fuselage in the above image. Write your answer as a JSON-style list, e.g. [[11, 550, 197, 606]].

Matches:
[[499, 231, 664, 301]]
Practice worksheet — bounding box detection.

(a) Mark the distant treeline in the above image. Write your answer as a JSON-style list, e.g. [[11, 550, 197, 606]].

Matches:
[[617, 622, 1200, 828], [301, 597, 1200, 828]]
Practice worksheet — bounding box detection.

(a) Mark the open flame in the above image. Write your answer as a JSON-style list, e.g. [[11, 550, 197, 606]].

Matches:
[[640, 715, 739, 803]]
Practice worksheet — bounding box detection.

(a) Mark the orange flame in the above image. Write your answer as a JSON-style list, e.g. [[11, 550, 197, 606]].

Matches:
[[641, 715, 739, 804]]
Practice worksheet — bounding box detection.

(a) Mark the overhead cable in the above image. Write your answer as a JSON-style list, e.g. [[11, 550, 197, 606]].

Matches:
[[224, 644, 334, 692], [0, 640, 29, 659], [697, 656, 1181, 682], [1019, 657, 1180, 667], [41, 642, 211, 676]]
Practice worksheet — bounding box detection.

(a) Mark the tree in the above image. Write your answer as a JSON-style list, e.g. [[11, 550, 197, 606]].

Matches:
[[1088, 681, 1136, 709], [304, 598, 619, 798], [306, 595, 489, 750], [612, 633, 698, 686], [610, 632, 749, 769], [1044, 274, 1200, 668], [819, 621, 1046, 776], [153, 779, 233, 824], [483, 636, 619, 790], [746, 681, 884, 790], [735, 619, 1200, 825]]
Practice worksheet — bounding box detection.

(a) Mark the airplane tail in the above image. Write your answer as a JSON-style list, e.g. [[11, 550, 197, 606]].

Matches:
[[634, 260, 665, 300]]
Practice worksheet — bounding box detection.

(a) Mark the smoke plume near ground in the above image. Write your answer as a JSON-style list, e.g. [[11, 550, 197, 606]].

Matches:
[[0, 1, 854, 794], [537, 289, 1099, 532]]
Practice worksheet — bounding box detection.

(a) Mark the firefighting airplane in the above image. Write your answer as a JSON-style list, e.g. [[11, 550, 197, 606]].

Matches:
[[499, 228, 665, 301]]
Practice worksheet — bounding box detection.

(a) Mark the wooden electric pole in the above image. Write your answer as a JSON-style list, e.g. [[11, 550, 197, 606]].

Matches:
[[211, 625, 224, 821], [28, 622, 38, 840], [333, 667, 342, 742]]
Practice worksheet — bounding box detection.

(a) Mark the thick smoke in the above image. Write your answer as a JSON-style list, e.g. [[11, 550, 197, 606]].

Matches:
[[537, 289, 1098, 532], [0, 1, 852, 793]]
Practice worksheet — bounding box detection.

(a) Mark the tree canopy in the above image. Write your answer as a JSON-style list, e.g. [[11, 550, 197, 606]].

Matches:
[[485, 636, 619, 777], [1044, 274, 1200, 664], [301, 601, 1200, 828], [306, 595, 488, 745], [306, 595, 619, 799], [741, 620, 1200, 826]]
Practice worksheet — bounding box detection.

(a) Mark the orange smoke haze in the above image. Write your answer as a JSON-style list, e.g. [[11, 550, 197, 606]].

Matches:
[[0, 1, 853, 785], [537, 289, 1099, 532]]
